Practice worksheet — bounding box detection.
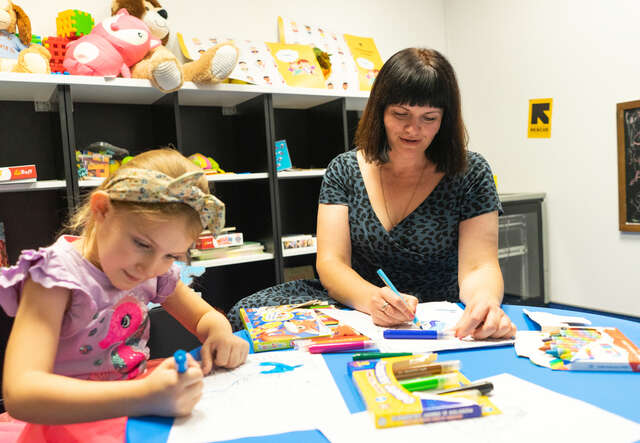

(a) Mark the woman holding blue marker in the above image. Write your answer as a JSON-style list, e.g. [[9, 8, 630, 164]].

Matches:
[[229, 48, 515, 340]]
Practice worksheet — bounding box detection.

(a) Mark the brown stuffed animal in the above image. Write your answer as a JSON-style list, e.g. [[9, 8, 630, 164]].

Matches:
[[111, 0, 239, 92], [0, 0, 51, 73]]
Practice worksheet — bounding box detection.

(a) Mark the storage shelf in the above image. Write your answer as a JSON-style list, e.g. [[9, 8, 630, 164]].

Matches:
[[498, 246, 527, 259], [207, 172, 268, 182], [191, 252, 274, 268], [0, 180, 66, 193], [282, 246, 317, 257], [277, 169, 325, 179]]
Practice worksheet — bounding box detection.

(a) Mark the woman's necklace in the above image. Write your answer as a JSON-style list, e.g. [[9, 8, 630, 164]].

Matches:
[[379, 163, 426, 229]]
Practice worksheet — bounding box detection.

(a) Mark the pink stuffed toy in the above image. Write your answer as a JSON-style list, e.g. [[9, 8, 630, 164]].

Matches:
[[63, 8, 160, 77]]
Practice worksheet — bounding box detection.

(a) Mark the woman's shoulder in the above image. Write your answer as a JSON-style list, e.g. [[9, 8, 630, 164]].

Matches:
[[327, 149, 358, 169]]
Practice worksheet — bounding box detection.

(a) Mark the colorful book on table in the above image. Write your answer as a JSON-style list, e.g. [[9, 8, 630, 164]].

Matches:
[[518, 326, 640, 371], [239, 305, 334, 352]]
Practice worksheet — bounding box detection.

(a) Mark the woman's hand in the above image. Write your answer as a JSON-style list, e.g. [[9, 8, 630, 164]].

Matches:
[[370, 286, 418, 327], [454, 299, 516, 339], [143, 353, 204, 417], [199, 331, 249, 374]]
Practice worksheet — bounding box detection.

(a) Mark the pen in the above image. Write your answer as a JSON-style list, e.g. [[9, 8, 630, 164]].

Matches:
[[437, 380, 494, 396], [352, 352, 413, 361], [308, 340, 376, 354], [383, 329, 455, 340], [376, 269, 420, 328], [174, 349, 187, 373], [399, 372, 459, 392]]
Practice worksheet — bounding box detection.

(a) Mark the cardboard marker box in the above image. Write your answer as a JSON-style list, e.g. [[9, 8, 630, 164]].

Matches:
[[196, 232, 244, 250], [0, 165, 37, 183]]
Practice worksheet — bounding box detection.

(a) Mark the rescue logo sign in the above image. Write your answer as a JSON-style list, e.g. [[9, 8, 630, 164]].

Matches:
[[528, 98, 553, 138]]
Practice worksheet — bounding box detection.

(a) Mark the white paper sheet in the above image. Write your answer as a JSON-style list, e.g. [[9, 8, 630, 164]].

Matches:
[[523, 308, 591, 331], [167, 351, 349, 443], [319, 302, 513, 353], [317, 373, 640, 443]]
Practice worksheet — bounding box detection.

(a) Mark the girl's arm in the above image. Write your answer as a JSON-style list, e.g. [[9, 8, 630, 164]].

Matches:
[[161, 281, 248, 374], [315, 203, 416, 325], [3, 278, 203, 424], [455, 210, 516, 339]]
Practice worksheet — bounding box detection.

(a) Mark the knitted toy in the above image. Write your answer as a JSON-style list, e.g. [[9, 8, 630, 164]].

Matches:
[[111, 0, 239, 92], [0, 1, 51, 73], [63, 9, 161, 78]]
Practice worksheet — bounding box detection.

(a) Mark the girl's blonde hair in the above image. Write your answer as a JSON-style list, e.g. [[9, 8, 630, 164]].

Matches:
[[67, 148, 209, 243]]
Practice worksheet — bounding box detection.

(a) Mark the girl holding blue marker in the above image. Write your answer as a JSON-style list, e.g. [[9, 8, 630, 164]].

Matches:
[[229, 48, 516, 341], [0, 149, 248, 432]]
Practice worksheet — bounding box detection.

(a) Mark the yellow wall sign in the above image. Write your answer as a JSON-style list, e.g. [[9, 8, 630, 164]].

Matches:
[[528, 98, 553, 138]]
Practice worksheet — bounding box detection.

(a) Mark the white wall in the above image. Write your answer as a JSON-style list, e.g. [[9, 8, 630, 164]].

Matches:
[[445, 0, 640, 316], [21, 0, 447, 62]]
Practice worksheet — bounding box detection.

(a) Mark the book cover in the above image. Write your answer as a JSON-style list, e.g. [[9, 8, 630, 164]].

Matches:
[[278, 16, 360, 91], [342, 34, 383, 91], [0, 222, 8, 268], [0, 164, 37, 184], [264, 42, 326, 89], [240, 305, 333, 352], [516, 326, 640, 372]]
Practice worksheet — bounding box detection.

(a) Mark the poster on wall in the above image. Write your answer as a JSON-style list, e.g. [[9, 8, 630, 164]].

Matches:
[[528, 98, 553, 138], [616, 99, 640, 232]]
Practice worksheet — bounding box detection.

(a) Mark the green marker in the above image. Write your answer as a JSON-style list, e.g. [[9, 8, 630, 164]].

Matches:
[[399, 372, 459, 392], [352, 352, 412, 361]]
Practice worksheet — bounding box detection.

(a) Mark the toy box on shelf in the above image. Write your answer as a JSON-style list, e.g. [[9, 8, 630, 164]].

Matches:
[[196, 228, 243, 250], [282, 234, 316, 252], [0, 165, 37, 184]]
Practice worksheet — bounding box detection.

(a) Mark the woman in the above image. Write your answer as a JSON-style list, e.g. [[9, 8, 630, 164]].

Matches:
[[229, 48, 515, 339]]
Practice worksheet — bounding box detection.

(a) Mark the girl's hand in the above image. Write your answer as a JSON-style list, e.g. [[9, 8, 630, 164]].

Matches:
[[143, 353, 203, 417], [454, 300, 516, 339], [200, 331, 249, 374], [370, 286, 418, 327]]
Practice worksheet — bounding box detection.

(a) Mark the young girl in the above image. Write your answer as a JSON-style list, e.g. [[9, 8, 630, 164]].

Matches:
[[0, 149, 248, 432]]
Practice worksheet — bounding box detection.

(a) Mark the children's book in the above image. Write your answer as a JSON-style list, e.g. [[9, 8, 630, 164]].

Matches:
[[343, 34, 383, 91], [351, 355, 500, 428], [264, 42, 326, 89], [515, 326, 640, 371], [0, 164, 37, 184], [240, 305, 334, 352], [277, 16, 360, 92]]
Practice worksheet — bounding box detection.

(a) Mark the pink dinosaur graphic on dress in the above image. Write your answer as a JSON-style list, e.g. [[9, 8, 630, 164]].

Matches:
[[63, 8, 161, 78]]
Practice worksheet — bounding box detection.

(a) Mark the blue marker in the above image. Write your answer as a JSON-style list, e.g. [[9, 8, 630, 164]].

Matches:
[[174, 349, 187, 373], [383, 329, 455, 339], [376, 269, 420, 328]]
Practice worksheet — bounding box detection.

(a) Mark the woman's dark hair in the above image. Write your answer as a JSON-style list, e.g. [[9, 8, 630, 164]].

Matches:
[[354, 48, 468, 175]]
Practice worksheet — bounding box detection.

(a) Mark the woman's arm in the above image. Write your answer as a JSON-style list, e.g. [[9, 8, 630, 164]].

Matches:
[[162, 281, 248, 374], [455, 210, 516, 339], [316, 203, 415, 325], [3, 278, 203, 424]]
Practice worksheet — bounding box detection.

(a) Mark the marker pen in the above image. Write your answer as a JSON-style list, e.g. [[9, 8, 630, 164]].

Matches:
[[399, 372, 459, 392], [352, 352, 413, 361], [383, 329, 455, 340], [174, 349, 187, 373], [376, 269, 420, 328], [392, 359, 461, 380], [437, 380, 494, 396], [308, 340, 375, 354]]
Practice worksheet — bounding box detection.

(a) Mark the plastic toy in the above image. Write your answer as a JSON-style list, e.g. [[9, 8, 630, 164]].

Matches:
[[56, 9, 94, 39], [63, 9, 161, 78], [111, 0, 239, 93], [0, 1, 51, 74], [188, 153, 225, 174], [43, 36, 71, 73]]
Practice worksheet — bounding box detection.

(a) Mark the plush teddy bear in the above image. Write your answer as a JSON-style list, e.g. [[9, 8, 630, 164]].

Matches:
[[63, 9, 161, 78], [111, 0, 239, 92], [0, 0, 51, 74]]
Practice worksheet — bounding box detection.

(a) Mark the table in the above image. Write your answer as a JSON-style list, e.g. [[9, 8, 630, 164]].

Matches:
[[126, 304, 640, 442]]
